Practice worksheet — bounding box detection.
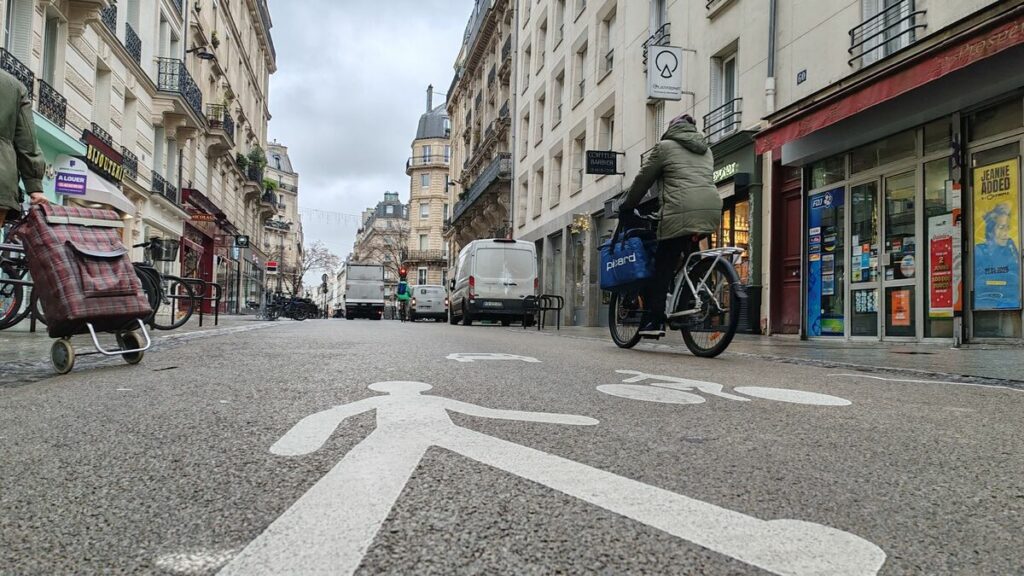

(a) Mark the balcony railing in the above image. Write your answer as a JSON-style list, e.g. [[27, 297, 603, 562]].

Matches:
[[101, 5, 117, 34], [642, 23, 671, 68], [125, 23, 142, 65], [121, 146, 138, 180], [849, 0, 925, 67], [264, 219, 292, 231], [703, 97, 743, 143], [151, 171, 179, 204], [247, 165, 264, 184], [206, 104, 235, 143], [91, 122, 114, 146], [0, 48, 33, 97], [36, 80, 66, 128], [405, 250, 447, 263], [406, 155, 450, 169], [261, 191, 278, 207], [157, 58, 203, 119], [451, 152, 512, 224]]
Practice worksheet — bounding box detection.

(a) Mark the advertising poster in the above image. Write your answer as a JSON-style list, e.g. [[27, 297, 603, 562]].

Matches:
[[53, 155, 88, 196], [806, 188, 844, 336], [928, 214, 954, 318], [891, 289, 911, 327], [972, 159, 1020, 310]]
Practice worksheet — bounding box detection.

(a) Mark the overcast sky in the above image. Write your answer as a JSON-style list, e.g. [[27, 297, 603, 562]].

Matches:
[[266, 0, 470, 260]]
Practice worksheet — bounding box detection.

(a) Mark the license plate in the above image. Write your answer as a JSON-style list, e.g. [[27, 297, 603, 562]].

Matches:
[[482, 301, 503, 308]]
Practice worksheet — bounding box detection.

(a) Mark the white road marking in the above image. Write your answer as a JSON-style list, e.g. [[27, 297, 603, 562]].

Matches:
[[830, 373, 1024, 394], [117, 388, 133, 392], [733, 387, 852, 406], [446, 352, 541, 363], [156, 549, 238, 574], [596, 384, 705, 404], [220, 381, 884, 576]]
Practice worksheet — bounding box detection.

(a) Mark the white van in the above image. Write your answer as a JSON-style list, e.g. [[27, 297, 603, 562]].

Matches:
[[449, 239, 538, 326]]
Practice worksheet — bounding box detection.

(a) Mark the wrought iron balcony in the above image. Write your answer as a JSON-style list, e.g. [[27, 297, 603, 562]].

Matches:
[[125, 23, 142, 65], [100, 4, 117, 35], [849, 0, 925, 67], [261, 190, 278, 207], [91, 122, 114, 145], [451, 152, 512, 224], [36, 80, 66, 128], [405, 250, 447, 263], [121, 147, 138, 180], [151, 171, 179, 204], [247, 165, 264, 184], [157, 58, 203, 119], [642, 23, 671, 69], [206, 104, 235, 144], [0, 48, 33, 97], [406, 155, 450, 171], [703, 97, 743, 143], [264, 219, 292, 231]]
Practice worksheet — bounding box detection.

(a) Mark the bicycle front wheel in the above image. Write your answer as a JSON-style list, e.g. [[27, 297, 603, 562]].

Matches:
[[679, 258, 741, 358], [608, 291, 644, 349], [0, 276, 24, 330], [152, 276, 195, 330]]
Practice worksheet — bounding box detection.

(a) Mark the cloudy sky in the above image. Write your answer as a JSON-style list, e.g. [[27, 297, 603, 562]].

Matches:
[[265, 0, 471, 259]]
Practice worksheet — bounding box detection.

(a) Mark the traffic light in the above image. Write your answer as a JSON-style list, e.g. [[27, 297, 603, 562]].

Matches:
[[399, 267, 407, 278]]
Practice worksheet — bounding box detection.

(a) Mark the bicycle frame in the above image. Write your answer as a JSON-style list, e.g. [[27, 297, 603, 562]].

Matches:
[[666, 247, 745, 320]]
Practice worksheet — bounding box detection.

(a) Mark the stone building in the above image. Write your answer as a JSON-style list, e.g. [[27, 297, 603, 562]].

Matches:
[[403, 85, 450, 287], [351, 191, 410, 299], [263, 140, 303, 296]]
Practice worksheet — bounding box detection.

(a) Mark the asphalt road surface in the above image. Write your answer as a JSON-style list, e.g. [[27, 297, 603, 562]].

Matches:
[[2, 319, 1021, 575]]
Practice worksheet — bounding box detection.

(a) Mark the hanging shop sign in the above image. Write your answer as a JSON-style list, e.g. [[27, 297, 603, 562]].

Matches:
[[585, 150, 623, 175], [972, 158, 1020, 310], [189, 212, 217, 222], [81, 130, 125, 183], [646, 45, 684, 101]]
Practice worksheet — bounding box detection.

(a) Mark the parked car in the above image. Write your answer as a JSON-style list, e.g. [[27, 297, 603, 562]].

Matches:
[[409, 285, 448, 322], [449, 238, 537, 326]]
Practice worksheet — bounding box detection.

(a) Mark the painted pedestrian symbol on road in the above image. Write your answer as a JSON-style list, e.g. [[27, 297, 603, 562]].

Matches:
[[597, 370, 853, 406], [220, 381, 883, 575], [446, 352, 541, 363]]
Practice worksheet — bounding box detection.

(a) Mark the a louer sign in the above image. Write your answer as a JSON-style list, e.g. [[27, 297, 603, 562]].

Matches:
[[647, 45, 684, 101]]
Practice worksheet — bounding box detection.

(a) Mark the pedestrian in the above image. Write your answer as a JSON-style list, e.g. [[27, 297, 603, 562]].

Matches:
[[0, 69, 48, 230], [618, 113, 721, 337]]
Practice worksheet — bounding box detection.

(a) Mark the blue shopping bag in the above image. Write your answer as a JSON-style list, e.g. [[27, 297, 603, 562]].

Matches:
[[599, 228, 655, 291]]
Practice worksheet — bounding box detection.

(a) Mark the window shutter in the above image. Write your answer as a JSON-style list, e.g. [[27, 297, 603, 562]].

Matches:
[[710, 57, 723, 118], [8, 0, 33, 64]]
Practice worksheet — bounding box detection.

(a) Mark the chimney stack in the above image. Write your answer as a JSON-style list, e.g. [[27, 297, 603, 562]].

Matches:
[[427, 84, 433, 112]]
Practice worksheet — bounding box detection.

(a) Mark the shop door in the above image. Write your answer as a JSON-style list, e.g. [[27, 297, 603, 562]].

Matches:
[[881, 170, 919, 338], [771, 170, 802, 333], [968, 141, 1021, 339], [849, 181, 881, 336]]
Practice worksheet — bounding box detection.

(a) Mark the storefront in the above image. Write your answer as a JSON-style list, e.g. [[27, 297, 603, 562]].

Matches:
[[33, 112, 86, 204], [182, 188, 240, 314], [756, 7, 1024, 342]]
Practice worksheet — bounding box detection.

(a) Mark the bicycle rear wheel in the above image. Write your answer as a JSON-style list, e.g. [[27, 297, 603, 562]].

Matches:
[[152, 275, 195, 330], [608, 291, 644, 349], [679, 258, 741, 358], [0, 276, 23, 329]]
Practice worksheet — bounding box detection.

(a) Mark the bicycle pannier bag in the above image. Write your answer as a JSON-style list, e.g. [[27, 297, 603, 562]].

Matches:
[[15, 204, 152, 338], [599, 228, 655, 291]]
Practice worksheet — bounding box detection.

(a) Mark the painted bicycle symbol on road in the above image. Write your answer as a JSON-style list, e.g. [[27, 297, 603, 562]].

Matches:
[[598, 370, 852, 406]]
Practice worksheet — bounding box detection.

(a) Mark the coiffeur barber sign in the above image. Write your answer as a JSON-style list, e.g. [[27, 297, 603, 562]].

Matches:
[[973, 158, 1020, 310]]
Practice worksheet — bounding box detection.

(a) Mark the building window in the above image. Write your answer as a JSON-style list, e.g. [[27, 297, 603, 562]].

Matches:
[[422, 145, 431, 161], [575, 0, 587, 20], [647, 100, 666, 146], [537, 20, 547, 73], [532, 169, 544, 218], [4, 0, 33, 62], [535, 94, 546, 145], [522, 44, 532, 93], [555, 0, 566, 46], [709, 50, 739, 142], [417, 268, 428, 285], [599, 108, 615, 151], [553, 70, 565, 127], [573, 41, 588, 105], [420, 202, 430, 218], [418, 234, 429, 251], [517, 180, 528, 227], [386, 205, 394, 215], [443, 203, 449, 220], [420, 173, 430, 188], [600, 8, 616, 77], [571, 133, 585, 195], [41, 11, 63, 85], [520, 112, 530, 159], [444, 145, 451, 163], [551, 151, 563, 208]]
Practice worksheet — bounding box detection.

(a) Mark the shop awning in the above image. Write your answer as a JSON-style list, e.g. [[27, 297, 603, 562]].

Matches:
[[755, 6, 1024, 157], [53, 155, 135, 215]]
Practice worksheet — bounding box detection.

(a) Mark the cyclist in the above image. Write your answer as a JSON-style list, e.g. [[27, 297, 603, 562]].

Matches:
[[395, 268, 412, 322], [1, 68, 48, 230], [618, 114, 721, 338]]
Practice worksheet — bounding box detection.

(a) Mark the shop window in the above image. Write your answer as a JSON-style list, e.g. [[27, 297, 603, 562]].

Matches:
[[806, 188, 845, 336], [808, 156, 846, 190], [923, 117, 952, 156], [850, 182, 880, 336], [923, 157, 954, 338], [968, 98, 1024, 143], [850, 129, 915, 174]]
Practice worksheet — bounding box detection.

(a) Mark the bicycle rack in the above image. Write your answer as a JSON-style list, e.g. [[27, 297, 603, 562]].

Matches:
[[179, 279, 222, 327], [524, 294, 564, 331]]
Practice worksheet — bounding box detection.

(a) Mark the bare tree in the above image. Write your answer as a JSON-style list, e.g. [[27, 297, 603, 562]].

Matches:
[[362, 221, 409, 279], [272, 240, 340, 296]]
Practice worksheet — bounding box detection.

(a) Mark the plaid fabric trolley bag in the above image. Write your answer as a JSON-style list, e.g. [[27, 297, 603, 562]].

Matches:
[[14, 204, 153, 373]]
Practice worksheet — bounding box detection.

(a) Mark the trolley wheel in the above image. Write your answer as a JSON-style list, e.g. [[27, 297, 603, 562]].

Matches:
[[117, 331, 145, 365], [51, 339, 75, 374]]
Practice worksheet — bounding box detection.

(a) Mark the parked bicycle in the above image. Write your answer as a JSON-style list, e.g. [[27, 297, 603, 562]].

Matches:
[[608, 209, 744, 358], [131, 239, 195, 330], [264, 293, 309, 321], [0, 220, 44, 330]]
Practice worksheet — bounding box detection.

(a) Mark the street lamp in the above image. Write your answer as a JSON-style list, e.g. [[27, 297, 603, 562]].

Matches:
[[186, 45, 216, 61]]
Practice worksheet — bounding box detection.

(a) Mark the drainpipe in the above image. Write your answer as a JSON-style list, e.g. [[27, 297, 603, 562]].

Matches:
[[509, 0, 518, 235], [765, 0, 777, 115]]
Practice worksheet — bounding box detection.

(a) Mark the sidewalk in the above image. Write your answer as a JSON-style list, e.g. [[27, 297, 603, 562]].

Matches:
[[537, 326, 1024, 385], [0, 314, 267, 365]]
